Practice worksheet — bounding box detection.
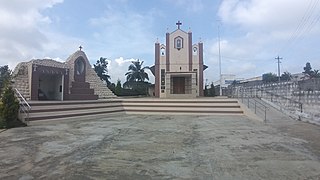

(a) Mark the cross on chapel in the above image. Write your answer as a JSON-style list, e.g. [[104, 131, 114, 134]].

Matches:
[[176, 21, 182, 29], [79, 45, 83, 51]]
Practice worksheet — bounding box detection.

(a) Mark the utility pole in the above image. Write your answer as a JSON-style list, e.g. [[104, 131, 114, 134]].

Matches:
[[275, 56, 282, 83], [218, 22, 222, 96]]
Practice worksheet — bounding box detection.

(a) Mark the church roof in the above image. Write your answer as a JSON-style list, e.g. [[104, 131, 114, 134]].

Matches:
[[28, 59, 68, 69]]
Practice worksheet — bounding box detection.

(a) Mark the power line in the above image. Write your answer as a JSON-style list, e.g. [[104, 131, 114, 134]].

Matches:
[[278, 0, 320, 55]]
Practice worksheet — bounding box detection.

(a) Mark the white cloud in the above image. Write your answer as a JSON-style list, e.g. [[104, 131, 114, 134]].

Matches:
[[88, 6, 156, 59], [204, 0, 320, 82], [87, 5, 157, 84], [169, 0, 204, 12], [0, 0, 64, 69]]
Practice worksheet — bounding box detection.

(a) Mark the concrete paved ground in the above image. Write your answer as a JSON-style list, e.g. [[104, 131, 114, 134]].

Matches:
[[0, 114, 320, 179]]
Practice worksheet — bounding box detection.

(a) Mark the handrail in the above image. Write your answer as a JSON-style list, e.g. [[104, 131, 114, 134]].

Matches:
[[14, 88, 31, 122], [231, 87, 268, 122], [241, 96, 268, 122]]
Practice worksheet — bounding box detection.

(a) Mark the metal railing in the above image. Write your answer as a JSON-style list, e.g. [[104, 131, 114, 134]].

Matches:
[[230, 87, 268, 122], [14, 88, 31, 123], [240, 97, 268, 122]]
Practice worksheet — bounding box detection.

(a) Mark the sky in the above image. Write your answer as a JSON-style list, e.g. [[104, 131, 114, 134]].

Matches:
[[1, 0, 320, 85]]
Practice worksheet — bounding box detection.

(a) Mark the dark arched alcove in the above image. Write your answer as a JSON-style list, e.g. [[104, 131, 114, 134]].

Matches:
[[74, 57, 86, 82]]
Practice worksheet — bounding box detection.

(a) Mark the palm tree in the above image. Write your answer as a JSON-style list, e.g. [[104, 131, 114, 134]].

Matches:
[[94, 57, 111, 85], [125, 59, 150, 82], [280, 71, 292, 81]]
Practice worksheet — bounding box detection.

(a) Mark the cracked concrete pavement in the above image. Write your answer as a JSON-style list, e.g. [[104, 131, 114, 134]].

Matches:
[[0, 114, 320, 179]]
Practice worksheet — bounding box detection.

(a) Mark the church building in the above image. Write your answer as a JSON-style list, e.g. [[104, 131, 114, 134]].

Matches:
[[152, 21, 207, 98]]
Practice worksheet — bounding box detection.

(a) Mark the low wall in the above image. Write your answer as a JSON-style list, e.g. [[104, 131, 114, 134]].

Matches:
[[230, 80, 320, 125]]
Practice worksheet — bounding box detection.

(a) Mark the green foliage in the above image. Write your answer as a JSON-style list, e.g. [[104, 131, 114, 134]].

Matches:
[[280, 71, 292, 81], [123, 81, 150, 96], [204, 82, 216, 97], [115, 80, 122, 95], [125, 59, 150, 82], [303, 62, 313, 75], [312, 69, 320, 78], [303, 62, 320, 78], [262, 73, 278, 83], [94, 57, 111, 85], [0, 65, 11, 95], [0, 86, 20, 128]]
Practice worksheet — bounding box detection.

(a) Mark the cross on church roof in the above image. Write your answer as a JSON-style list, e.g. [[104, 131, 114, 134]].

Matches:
[[176, 21, 182, 29], [79, 45, 83, 51]]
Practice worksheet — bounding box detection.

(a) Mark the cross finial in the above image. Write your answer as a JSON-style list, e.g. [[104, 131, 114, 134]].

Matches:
[[33, 64, 38, 72], [176, 20, 182, 29], [79, 45, 83, 51]]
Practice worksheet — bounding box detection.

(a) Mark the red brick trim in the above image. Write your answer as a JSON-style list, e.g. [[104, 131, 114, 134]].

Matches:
[[199, 42, 204, 96], [188, 32, 193, 71], [166, 33, 170, 71], [155, 43, 160, 97]]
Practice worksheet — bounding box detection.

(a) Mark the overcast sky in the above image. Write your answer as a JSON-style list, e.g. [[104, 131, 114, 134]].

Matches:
[[1, 0, 320, 84]]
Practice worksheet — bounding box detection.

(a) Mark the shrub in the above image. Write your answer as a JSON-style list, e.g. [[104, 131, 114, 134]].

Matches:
[[0, 86, 22, 128]]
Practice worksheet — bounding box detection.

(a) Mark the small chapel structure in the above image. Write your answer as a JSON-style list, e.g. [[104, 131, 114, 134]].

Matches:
[[12, 49, 116, 101], [151, 21, 207, 98]]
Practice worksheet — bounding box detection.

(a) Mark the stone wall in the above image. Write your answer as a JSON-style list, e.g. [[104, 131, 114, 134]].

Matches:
[[230, 80, 320, 125]]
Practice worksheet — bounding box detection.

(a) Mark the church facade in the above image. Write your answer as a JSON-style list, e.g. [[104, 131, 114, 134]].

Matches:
[[152, 21, 207, 98]]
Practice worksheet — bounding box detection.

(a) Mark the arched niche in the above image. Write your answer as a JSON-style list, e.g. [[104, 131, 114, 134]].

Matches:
[[74, 57, 86, 82]]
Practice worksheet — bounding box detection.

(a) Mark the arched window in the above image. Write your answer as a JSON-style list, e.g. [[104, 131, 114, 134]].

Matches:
[[160, 47, 165, 56], [193, 47, 198, 55], [174, 36, 183, 50]]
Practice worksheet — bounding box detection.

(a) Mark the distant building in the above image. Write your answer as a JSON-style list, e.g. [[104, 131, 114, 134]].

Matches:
[[240, 76, 262, 83], [213, 74, 244, 88]]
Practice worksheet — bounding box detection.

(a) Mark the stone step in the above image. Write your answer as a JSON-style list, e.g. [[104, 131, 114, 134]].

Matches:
[[124, 107, 243, 114], [27, 100, 123, 121], [122, 102, 240, 108], [25, 98, 243, 121], [122, 99, 243, 115], [28, 106, 124, 121], [70, 88, 94, 94], [30, 102, 122, 113], [67, 94, 98, 100], [72, 82, 90, 88]]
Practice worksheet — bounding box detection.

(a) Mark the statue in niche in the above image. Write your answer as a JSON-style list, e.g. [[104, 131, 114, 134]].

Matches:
[[76, 59, 84, 75]]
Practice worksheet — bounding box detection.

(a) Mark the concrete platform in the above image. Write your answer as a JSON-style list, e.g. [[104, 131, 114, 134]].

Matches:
[[0, 114, 319, 179]]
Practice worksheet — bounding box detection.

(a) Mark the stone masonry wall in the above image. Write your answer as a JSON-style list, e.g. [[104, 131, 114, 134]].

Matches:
[[230, 80, 320, 125]]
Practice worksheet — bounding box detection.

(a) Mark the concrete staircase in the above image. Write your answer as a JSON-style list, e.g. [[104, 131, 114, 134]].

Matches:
[[28, 100, 124, 121], [26, 98, 243, 121], [86, 68, 117, 99], [122, 98, 243, 115]]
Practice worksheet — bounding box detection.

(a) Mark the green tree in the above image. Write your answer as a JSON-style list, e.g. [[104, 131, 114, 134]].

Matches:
[[303, 62, 313, 76], [312, 69, 320, 78], [204, 84, 208, 96], [0, 65, 11, 94], [209, 82, 215, 96], [262, 73, 278, 83], [94, 57, 111, 85], [125, 59, 150, 82], [115, 80, 122, 95], [280, 71, 292, 81], [0, 85, 20, 128], [303, 62, 320, 78]]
